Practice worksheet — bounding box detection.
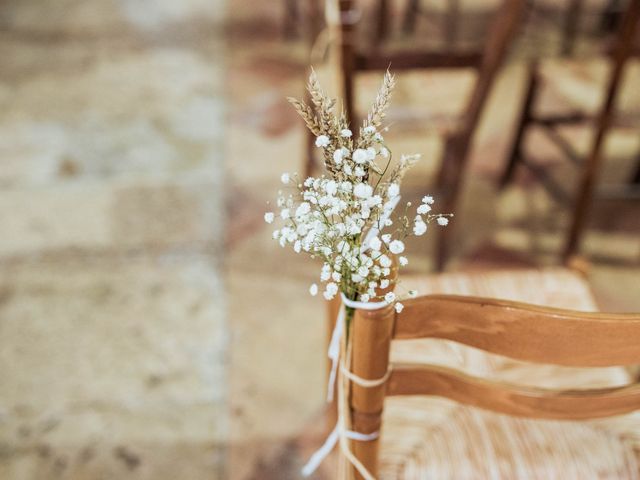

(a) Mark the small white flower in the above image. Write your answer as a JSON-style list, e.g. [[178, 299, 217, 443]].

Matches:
[[399, 256, 408, 266], [384, 292, 396, 303], [309, 283, 318, 296], [281, 173, 290, 184], [381, 234, 392, 244], [354, 166, 366, 177], [323, 282, 339, 300], [366, 147, 376, 160], [437, 217, 449, 226], [294, 240, 302, 253], [363, 126, 376, 134], [380, 147, 390, 158], [389, 240, 405, 254], [360, 293, 370, 302], [315, 135, 330, 147], [368, 236, 382, 251], [417, 204, 431, 214], [343, 163, 353, 175], [325, 180, 338, 196], [422, 195, 435, 205], [320, 263, 332, 281], [333, 149, 344, 164], [379, 254, 392, 268], [353, 183, 373, 199], [387, 183, 400, 198], [353, 148, 368, 164], [280, 208, 290, 219], [264, 212, 274, 224], [358, 265, 369, 277], [380, 279, 390, 289], [272, 229, 280, 239], [331, 271, 342, 282], [296, 202, 311, 217], [384, 219, 393, 226], [340, 129, 352, 138], [413, 220, 427, 236], [395, 302, 404, 313]]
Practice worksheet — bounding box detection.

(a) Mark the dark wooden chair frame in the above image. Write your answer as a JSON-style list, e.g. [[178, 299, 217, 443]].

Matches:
[[305, 0, 526, 271], [500, 0, 640, 262]]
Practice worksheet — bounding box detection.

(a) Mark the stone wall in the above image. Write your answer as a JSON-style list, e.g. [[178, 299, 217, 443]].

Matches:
[[0, 1, 228, 478]]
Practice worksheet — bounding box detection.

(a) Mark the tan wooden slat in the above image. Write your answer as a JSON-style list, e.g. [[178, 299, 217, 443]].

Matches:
[[394, 295, 640, 367], [387, 364, 640, 420]]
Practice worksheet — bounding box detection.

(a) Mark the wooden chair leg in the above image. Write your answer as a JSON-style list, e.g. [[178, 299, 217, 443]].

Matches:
[[403, 0, 420, 34], [561, 0, 583, 56], [375, 0, 389, 46], [445, 0, 460, 49], [283, 0, 299, 39], [631, 144, 640, 185], [339, 0, 358, 125], [350, 302, 395, 479], [563, 0, 640, 261], [500, 62, 539, 188]]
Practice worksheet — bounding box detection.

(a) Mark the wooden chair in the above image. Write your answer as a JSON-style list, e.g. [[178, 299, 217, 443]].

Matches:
[[500, 0, 640, 263], [334, 267, 640, 478], [316, 0, 525, 272]]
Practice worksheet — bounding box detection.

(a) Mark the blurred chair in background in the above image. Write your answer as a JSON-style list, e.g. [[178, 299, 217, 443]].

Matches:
[[333, 266, 640, 478], [305, 0, 526, 271], [501, 0, 640, 263]]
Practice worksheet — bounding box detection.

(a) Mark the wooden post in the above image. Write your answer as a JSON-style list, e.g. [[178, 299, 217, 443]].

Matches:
[[348, 267, 397, 479], [349, 303, 395, 479]]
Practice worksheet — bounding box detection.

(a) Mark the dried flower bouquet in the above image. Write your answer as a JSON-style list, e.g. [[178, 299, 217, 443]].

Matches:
[[266, 70, 451, 316]]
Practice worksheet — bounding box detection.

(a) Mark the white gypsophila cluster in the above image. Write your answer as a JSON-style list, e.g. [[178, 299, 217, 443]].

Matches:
[[268, 71, 452, 311]]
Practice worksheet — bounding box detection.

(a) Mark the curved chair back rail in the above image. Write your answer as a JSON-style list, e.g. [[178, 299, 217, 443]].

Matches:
[[388, 364, 640, 420], [394, 295, 640, 367]]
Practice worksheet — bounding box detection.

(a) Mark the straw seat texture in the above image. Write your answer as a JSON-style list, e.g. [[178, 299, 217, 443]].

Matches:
[[378, 269, 640, 479]]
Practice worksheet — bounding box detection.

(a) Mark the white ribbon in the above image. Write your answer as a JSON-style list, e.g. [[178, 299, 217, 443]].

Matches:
[[303, 294, 390, 479]]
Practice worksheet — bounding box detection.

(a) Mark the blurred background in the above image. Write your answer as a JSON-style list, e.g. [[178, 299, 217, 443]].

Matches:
[[0, 0, 638, 479]]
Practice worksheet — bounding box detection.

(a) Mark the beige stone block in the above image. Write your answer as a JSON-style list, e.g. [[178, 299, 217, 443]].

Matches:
[[0, 255, 227, 478], [0, 177, 221, 257]]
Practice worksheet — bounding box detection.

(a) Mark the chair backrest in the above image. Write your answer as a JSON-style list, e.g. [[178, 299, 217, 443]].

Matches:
[[336, 0, 525, 127], [346, 289, 640, 479]]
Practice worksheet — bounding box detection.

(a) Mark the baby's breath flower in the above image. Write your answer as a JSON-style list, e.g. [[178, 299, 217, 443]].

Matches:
[[281, 173, 290, 184], [340, 129, 352, 138], [399, 256, 408, 266], [280, 208, 290, 219], [384, 292, 396, 303], [353, 183, 373, 199], [380, 279, 390, 289], [364, 126, 376, 134], [381, 234, 391, 244], [368, 236, 382, 251], [413, 219, 427, 236], [380, 147, 390, 158], [387, 183, 400, 198], [333, 149, 344, 164], [323, 282, 339, 300], [309, 283, 318, 296], [353, 149, 368, 164], [389, 240, 405, 254], [315, 135, 330, 147], [395, 302, 404, 313], [379, 254, 392, 268], [422, 195, 435, 205], [417, 204, 431, 214], [264, 212, 274, 224], [437, 217, 449, 226], [360, 293, 370, 302]]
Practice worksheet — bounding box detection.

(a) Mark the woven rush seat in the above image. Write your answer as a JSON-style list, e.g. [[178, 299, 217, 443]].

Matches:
[[378, 269, 640, 479]]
